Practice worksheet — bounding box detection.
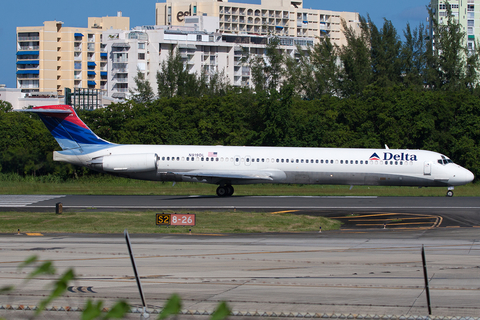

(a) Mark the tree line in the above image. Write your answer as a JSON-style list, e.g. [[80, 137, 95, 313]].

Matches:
[[1, 7, 480, 180]]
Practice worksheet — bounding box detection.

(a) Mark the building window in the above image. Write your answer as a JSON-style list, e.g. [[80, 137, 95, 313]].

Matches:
[[74, 62, 82, 69], [138, 43, 145, 49], [138, 53, 145, 60]]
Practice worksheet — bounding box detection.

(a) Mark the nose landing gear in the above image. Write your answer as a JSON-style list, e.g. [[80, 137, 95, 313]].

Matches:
[[446, 186, 454, 197], [216, 185, 234, 197]]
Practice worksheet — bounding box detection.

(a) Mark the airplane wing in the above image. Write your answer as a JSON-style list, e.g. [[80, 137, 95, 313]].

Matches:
[[170, 169, 286, 183]]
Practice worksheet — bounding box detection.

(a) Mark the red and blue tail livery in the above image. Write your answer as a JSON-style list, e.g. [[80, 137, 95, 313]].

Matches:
[[21, 104, 474, 197], [23, 105, 112, 150]]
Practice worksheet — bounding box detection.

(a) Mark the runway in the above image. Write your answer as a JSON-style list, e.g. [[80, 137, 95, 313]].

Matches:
[[1, 194, 480, 229], [1, 196, 480, 319]]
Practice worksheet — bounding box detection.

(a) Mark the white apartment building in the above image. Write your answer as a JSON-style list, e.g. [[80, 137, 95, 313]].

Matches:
[[104, 19, 314, 99], [430, 0, 478, 51], [156, 0, 359, 47]]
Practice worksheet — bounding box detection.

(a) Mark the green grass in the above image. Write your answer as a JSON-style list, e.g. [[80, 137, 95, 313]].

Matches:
[[0, 174, 478, 196], [0, 210, 340, 234]]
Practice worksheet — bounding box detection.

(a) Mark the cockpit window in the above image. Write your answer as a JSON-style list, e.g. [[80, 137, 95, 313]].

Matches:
[[438, 155, 454, 165]]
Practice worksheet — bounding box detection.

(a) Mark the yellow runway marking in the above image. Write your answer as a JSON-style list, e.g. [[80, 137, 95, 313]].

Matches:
[[26, 233, 43, 236], [270, 210, 299, 214]]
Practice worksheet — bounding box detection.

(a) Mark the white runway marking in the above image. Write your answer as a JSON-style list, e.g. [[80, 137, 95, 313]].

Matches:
[[0, 195, 65, 207]]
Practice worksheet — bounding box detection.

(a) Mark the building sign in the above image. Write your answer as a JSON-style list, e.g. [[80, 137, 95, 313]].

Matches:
[[177, 8, 192, 22]]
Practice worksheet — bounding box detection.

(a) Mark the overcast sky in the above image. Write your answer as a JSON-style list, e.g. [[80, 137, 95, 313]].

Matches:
[[0, 0, 429, 88]]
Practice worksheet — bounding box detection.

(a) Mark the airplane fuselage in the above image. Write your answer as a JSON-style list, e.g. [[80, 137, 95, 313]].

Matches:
[[54, 144, 473, 188]]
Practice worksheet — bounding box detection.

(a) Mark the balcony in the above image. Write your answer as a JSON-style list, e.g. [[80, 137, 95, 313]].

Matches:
[[18, 36, 40, 41], [19, 46, 39, 51]]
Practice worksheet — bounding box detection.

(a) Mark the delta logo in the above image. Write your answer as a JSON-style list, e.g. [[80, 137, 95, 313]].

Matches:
[[369, 153, 381, 160], [369, 152, 418, 161]]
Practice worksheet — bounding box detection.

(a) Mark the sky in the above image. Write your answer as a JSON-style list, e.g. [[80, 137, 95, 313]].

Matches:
[[0, 0, 429, 88]]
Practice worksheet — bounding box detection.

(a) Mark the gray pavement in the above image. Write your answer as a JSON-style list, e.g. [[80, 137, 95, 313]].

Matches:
[[1, 230, 480, 319], [1, 195, 480, 319]]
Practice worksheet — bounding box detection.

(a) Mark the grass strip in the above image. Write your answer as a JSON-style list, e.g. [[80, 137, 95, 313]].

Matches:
[[0, 210, 340, 234], [0, 178, 478, 196]]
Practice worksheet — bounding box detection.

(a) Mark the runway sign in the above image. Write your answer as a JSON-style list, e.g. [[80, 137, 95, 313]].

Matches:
[[156, 213, 196, 226]]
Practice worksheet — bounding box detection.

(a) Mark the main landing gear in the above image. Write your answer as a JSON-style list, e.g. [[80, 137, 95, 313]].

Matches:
[[216, 185, 234, 197], [446, 186, 454, 197]]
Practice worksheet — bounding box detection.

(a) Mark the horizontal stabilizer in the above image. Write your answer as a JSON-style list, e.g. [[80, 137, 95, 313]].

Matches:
[[19, 109, 72, 114]]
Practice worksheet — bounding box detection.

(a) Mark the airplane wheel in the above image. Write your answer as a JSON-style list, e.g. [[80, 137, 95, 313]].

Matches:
[[226, 185, 234, 196], [446, 190, 454, 197], [216, 186, 228, 197]]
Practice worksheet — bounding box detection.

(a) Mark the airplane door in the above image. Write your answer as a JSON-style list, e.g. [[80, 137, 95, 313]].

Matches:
[[245, 155, 251, 166], [424, 161, 432, 175], [234, 155, 240, 166]]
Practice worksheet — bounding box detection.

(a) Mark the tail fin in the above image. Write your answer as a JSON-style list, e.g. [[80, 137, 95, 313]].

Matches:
[[22, 105, 113, 150]]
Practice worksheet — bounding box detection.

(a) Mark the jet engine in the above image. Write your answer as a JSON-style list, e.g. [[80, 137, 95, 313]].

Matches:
[[89, 154, 158, 173]]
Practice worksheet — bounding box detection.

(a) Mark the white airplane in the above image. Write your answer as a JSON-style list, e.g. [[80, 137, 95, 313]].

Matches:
[[23, 105, 474, 197]]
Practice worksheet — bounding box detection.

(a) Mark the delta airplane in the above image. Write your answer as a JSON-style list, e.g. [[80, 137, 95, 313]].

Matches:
[[23, 105, 474, 197]]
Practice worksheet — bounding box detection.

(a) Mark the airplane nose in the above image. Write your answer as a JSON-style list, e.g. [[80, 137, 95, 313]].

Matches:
[[464, 168, 475, 184]]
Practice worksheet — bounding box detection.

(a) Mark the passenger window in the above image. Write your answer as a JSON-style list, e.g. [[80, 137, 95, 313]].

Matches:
[[360, 160, 363, 164], [262, 158, 265, 162], [395, 161, 398, 165], [340, 160, 343, 164], [216, 158, 219, 161], [177, 157, 180, 161], [306, 160, 309, 163], [366, 161, 368, 164], [182, 157, 185, 161], [350, 160, 353, 164], [167, 157, 170, 161], [257, 158, 260, 162], [301, 159, 304, 163], [191, 157, 194, 161], [316, 160, 319, 163], [296, 159, 299, 163], [321, 160, 324, 164], [201, 158, 204, 161], [162, 157, 165, 160], [236, 158, 239, 162], [186, 157, 189, 161], [355, 160, 358, 164], [246, 158, 249, 162]]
